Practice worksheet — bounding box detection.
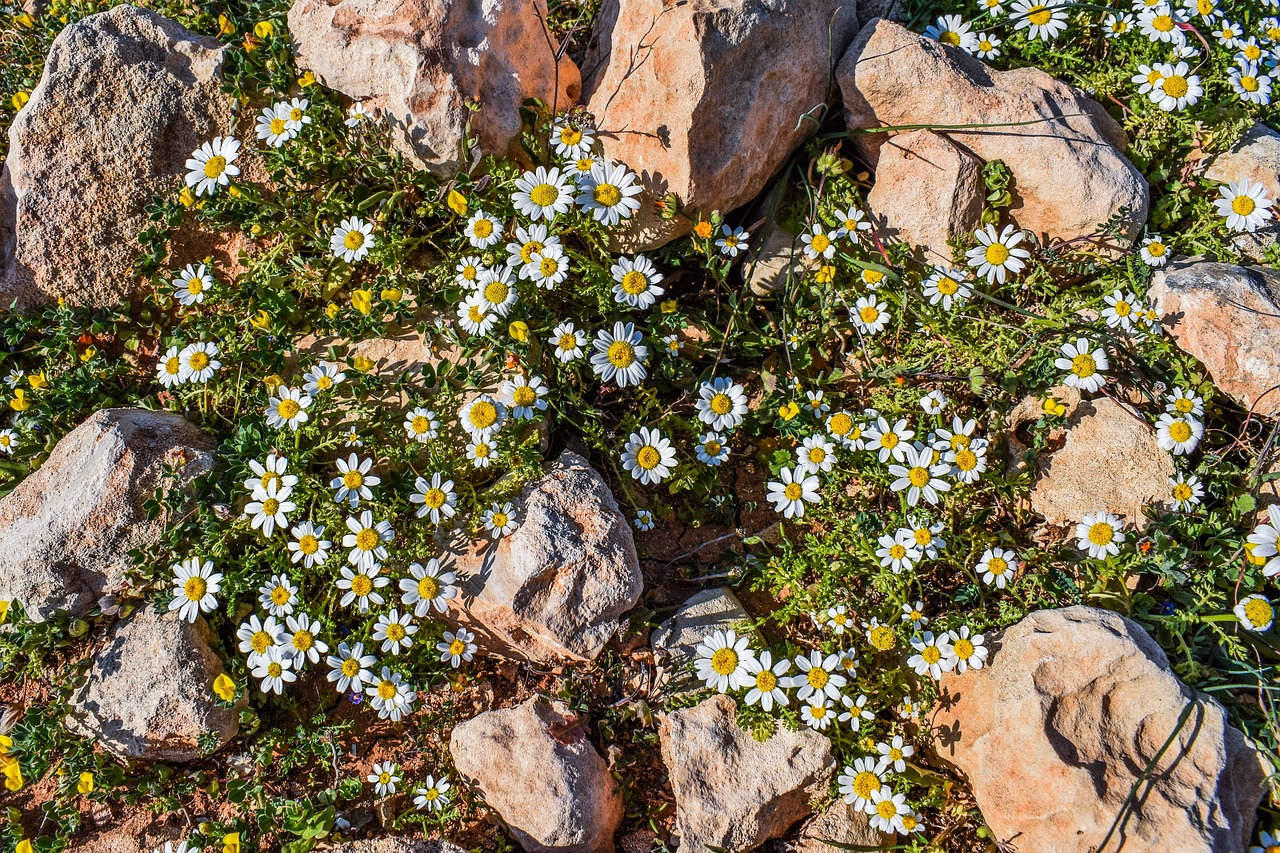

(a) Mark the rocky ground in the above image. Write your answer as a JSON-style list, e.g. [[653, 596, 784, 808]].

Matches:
[[1, 0, 1280, 852]]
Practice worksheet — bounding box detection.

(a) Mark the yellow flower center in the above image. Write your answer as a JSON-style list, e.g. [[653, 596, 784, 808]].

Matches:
[[710, 647, 739, 675], [203, 155, 226, 178], [1173, 483, 1193, 501], [560, 126, 583, 145], [411, 415, 431, 434], [186, 277, 204, 294], [877, 800, 898, 819], [1168, 420, 1192, 442], [853, 771, 879, 799], [483, 281, 510, 305], [260, 498, 280, 515], [984, 242, 1011, 265], [491, 512, 508, 528], [1071, 353, 1097, 378], [513, 386, 537, 407], [1153, 13, 1174, 31], [184, 577, 207, 601], [299, 535, 319, 555], [621, 270, 650, 295], [529, 183, 560, 207], [342, 470, 364, 489], [988, 557, 1008, 575], [594, 184, 622, 207], [937, 277, 959, 295], [607, 341, 636, 368], [557, 333, 577, 351], [859, 305, 880, 324], [1162, 75, 1189, 98], [385, 623, 406, 641], [784, 482, 804, 501], [954, 638, 975, 658], [449, 639, 467, 656], [355, 529, 379, 551], [270, 117, 287, 135], [165, 356, 182, 375], [418, 576, 440, 600], [755, 670, 777, 691], [377, 680, 397, 700], [293, 631, 313, 651], [1088, 522, 1115, 546], [955, 449, 978, 471], [940, 30, 961, 45], [914, 529, 932, 546], [635, 446, 661, 470], [829, 413, 853, 435], [472, 219, 493, 238], [350, 573, 374, 596], [469, 401, 498, 429], [1233, 195, 1257, 216], [710, 393, 733, 415], [539, 256, 560, 277], [807, 668, 829, 689], [342, 658, 361, 677], [271, 586, 290, 605], [870, 626, 896, 650], [189, 352, 210, 371], [922, 646, 941, 664], [1242, 75, 1260, 92], [251, 630, 273, 654], [290, 108, 303, 121], [344, 230, 365, 250], [277, 399, 301, 419], [908, 467, 931, 488], [809, 448, 827, 464], [1244, 599, 1274, 626], [880, 432, 899, 449], [1246, 44, 1262, 60], [267, 662, 283, 678], [810, 233, 831, 253]]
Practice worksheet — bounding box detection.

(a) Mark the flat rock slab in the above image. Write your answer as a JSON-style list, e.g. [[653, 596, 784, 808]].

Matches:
[[651, 586, 750, 695]]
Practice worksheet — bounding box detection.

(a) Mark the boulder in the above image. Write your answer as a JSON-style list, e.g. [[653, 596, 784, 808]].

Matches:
[[0, 408, 215, 622], [0, 6, 231, 308], [866, 129, 985, 263], [660, 695, 835, 853], [1025, 393, 1173, 529], [68, 607, 240, 763], [337, 840, 466, 853], [651, 586, 749, 694], [448, 450, 642, 662], [449, 696, 623, 853], [1149, 259, 1280, 417], [837, 19, 1147, 250], [793, 800, 892, 853], [582, 0, 861, 249], [931, 606, 1268, 853], [287, 0, 580, 174]]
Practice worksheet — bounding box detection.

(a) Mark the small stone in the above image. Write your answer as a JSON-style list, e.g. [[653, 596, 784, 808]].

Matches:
[[0, 408, 214, 622], [447, 450, 642, 662], [68, 607, 240, 763], [582, 0, 860, 250], [449, 696, 623, 853], [793, 799, 892, 853], [287, 0, 580, 174], [651, 587, 749, 694], [660, 695, 835, 853], [1204, 124, 1280, 257], [745, 224, 814, 297], [866, 129, 985, 263], [931, 606, 1269, 853], [838, 19, 1147, 250], [0, 6, 231, 308], [337, 838, 466, 853], [1149, 258, 1280, 417], [1026, 394, 1173, 529]]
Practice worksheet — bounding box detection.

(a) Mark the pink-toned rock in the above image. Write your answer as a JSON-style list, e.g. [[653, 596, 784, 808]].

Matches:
[[1026, 393, 1173, 529], [931, 607, 1268, 853], [1150, 258, 1280, 417], [660, 695, 835, 853], [866, 129, 985, 263], [838, 19, 1147, 250], [1205, 123, 1280, 200], [582, 0, 860, 249], [0, 6, 231, 308], [450, 696, 623, 853], [287, 0, 580, 174], [447, 450, 641, 662], [0, 408, 214, 622]]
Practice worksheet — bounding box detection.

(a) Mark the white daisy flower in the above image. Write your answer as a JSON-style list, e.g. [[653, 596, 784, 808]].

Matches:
[[184, 136, 240, 196], [168, 557, 222, 622], [455, 254, 486, 287], [476, 266, 518, 315], [1166, 386, 1204, 417], [902, 600, 928, 630], [946, 437, 988, 484], [1054, 337, 1109, 393], [693, 629, 756, 692], [838, 758, 886, 809], [345, 101, 371, 127], [715, 224, 750, 257], [506, 222, 560, 270], [373, 608, 418, 655], [326, 641, 376, 693], [179, 342, 221, 384], [906, 516, 946, 559], [1138, 4, 1186, 42], [245, 452, 298, 494], [549, 321, 587, 362], [766, 465, 821, 518], [742, 651, 790, 711], [512, 166, 573, 222], [825, 410, 863, 449], [404, 406, 440, 443], [1169, 473, 1204, 511], [399, 558, 457, 617], [156, 345, 185, 388], [303, 361, 346, 395], [695, 431, 731, 466], [172, 263, 214, 306], [825, 604, 853, 634], [1010, 0, 1069, 40], [1140, 234, 1170, 266], [258, 574, 298, 619], [244, 480, 295, 538], [1248, 513, 1280, 576], [1102, 290, 1139, 331], [1076, 511, 1124, 559], [576, 161, 643, 226], [265, 387, 312, 431], [524, 245, 570, 289], [330, 453, 380, 507], [483, 501, 520, 538], [1102, 12, 1135, 36], [851, 295, 890, 334], [367, 761, 401, 797], [1231, 63, 1273, 105], [801, 223, 837, 260], [457, 293, 498, 336], [876, 529, 922, 573], [459, 394, 507, 439], [366, 667, 415, 720], [1156, 412, 1203, 455], [611, 254, 665, 310], [622, 426, 677, 485], [633, 509, 657, 531], [438, 629, 477, 668], [888, 444, 951, 507], [1132, 63, 1166, 94], [255, 102, 295, 147], [501, 374, 548, 420], [908, 631, 954, 679], [466, 438, 495, 468], [282, 612, 327, 668], [0, 429, 15, 455], [785, 650, 847, 700], [464, 209, 502, 249], [337, 564, 389, 612], [235, 612, 282, 669], [923, 13, 980, 51], [965, 223, 1030, 284], [923, 267, 973, 309], [834, 206, 873, 239], [282, 97, 310, 131], [288, 521, 331, 568], [866, 786, 909, 835], [945, 626, 988, 673], [977, 547, 1019, 588], [865, 416, 914, 463], [411, 473, 457, 524], [1235, 594, 1275, 631], [839, 692, 875, 730], [1149, 61, 1202, 110], [552, 118, 595, 160], [252, 646, 296, 695], [800, 697, 835, 730], [342, 511, 394, 570], [695, 377, 749, 432], [1215, 178, 1274, 232], [591, 322, 649, 387], [413, 775, 452, 812], [797, 434, 837, 474], [920, 390, 948, 415]]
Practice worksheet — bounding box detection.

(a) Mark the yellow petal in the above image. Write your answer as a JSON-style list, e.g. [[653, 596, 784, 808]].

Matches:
[[11, 91, 30, 110], [213, 673, 237, 702], [509, 320, 529, 342], [447, 189, 468, 216], [222, 832, 241, 853], [253, 20, 274, 37], [77, 771, 94, 794], [351, 289, 373, 315]]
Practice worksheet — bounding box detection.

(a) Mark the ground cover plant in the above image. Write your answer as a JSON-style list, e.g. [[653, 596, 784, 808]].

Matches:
[[2, 0, 1280, 850]]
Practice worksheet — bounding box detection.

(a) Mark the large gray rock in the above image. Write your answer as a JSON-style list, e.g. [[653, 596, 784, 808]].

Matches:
[[0, 5, 231, 308], [450, 696, 623, 853], [448, 450, 642, 662], [287, 0, 580, 174], [582, 0, 861, 250], [661, 695, 835, 853], [1149, 259, 1280, 417], [838, 19, 1147, 251], [932, 607, 1269, 853], [68, 607, 240, 763], [0, 408, 214, 622], [651, 587, 749, 694]]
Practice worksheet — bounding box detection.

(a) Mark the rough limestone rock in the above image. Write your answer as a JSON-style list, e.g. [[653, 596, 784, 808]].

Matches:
[[661, 695, 835, 853], [449, 696, 623, 853], [838, 19, 1147, 250], [0, 6, 230, 308], [287, 0, 580, 174], [68, 607, 240, 763], [866, 129, 985, 262], [582, 0, 860, 250], [338, 840, 466, 853], [931, 607, 1268, 853], [1204, 124, 1280, 258], [0, 408, 214, 622], [745, 224, 813, 297], [1028, 394, 1173, 529], [793, 800, 892, 853], [1149, 259, 1280, 417], [448, 450, 642, 662], [651, 587, 749, 694]]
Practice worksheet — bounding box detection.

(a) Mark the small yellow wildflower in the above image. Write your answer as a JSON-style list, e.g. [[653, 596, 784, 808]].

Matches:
[[10, 389, 30, 411], [298, 71, 317, 87], [1043, 396, 1067, 417], [0, 600, 8, 624], [325, 303, 340, 319], [16, 840, 32, 853], [253, 20, 274, 37], [660, 299, 678, 314], [351, 289, 373, 315], [447, 189, 468, 216], [352, 356, 375, 373], [380, 288, 403, 303], [27, 372, 47, 390], [693, 220, 714, 240], [218, 14, 235, 35], [213, 673, 237, 702], [178, 186, 197, 207], [250, 310, 271, 330], [12, 91, 29, 110], [223, 832, 241, 853], [815, 264, 836, 283], [262, 374, 283, 391], [778, 401, 801, 421], [509, 320, 529, 342], [15, 12, 34, 27], [80, 346, 97, 362], [77, 772, 94, 794], [4, 759, 23, 791]]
